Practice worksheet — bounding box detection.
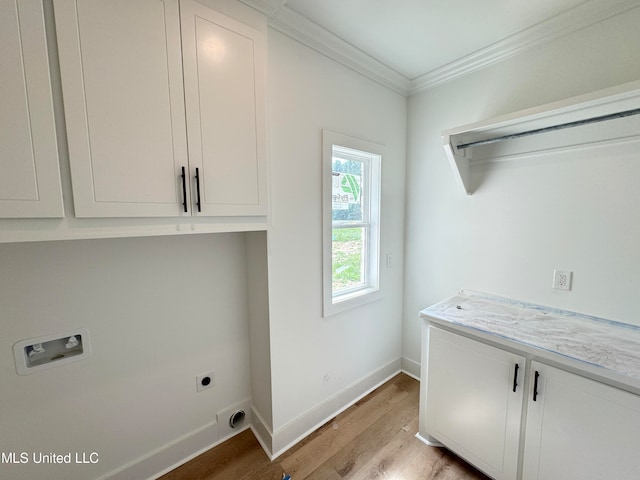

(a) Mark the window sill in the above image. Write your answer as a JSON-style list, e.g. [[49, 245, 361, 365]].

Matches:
[[323, 286, 382, 317]]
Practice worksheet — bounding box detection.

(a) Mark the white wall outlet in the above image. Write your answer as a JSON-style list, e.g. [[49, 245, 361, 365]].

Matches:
[[552, 270, 572, 291], [196, 371, 215, 392]]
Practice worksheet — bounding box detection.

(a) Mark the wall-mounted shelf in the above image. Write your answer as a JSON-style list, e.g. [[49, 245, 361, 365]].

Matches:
[[442, 80, 640, 195]]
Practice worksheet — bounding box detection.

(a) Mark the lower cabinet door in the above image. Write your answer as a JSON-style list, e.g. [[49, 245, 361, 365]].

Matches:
[[523, 362, 640, 480], [426, 327, 525, 480]]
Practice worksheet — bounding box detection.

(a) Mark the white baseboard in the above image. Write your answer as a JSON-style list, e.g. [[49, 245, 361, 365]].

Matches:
[[102, 360, 407, 478], [270, 358, 402, 458], [250, 406, 274, 458], [102, 416, 249, 480], [401, 356, 421, 380]]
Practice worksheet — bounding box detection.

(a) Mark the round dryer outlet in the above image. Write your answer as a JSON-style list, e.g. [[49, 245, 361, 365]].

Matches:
[[229, 410, 246, 429]]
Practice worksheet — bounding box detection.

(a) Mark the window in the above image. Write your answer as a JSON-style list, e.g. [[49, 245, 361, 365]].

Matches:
[[323, 130, 382, 316]]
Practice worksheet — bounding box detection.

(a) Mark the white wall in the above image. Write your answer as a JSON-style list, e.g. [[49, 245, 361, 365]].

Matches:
[[403, 6, 640, 368], [245, 231, 273, 439], [0, 234, 253, 480], [265, 29, 407, 454]]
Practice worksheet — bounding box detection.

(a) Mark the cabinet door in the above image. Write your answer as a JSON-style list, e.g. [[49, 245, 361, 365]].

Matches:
[[1, 0, 63, 218], [180, 0, 267, 216], [426, 327, 524, 480], [523, 362, 640, 480], [54, 0, 189, 217]]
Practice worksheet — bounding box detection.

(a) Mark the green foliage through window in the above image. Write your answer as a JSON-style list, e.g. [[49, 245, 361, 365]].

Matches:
[[332, 228, 364, 291]]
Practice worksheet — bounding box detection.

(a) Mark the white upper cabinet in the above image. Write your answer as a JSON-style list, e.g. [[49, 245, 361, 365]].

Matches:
[[0, 0, 63, 218], [54, 0, 189, 217], [181, 1, 267, 216], [54, 0, 267, 218]]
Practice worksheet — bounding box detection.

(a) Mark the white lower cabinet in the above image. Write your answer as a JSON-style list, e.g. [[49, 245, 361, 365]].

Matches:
[[426, 327, 525, 480], [522, 362, 640, 480], [425, 326, 640, 479]]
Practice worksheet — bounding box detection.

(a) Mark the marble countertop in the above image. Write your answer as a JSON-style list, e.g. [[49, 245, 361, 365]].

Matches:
[[421, 291, 640, 384]]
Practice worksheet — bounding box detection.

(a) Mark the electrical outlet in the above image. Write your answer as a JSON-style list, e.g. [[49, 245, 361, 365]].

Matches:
[[552, 270, 572, 291], [196, 371, 215, 392]]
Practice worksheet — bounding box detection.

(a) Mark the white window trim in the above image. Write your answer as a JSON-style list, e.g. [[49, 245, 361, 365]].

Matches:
[[322, 130, 383, 317]]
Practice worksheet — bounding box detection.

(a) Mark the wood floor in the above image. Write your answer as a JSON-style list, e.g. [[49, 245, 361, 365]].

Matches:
[[159, 374, 490, 480]]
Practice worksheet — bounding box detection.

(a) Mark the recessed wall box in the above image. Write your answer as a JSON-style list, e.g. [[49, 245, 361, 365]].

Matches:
[[13, 328, 91, 375]]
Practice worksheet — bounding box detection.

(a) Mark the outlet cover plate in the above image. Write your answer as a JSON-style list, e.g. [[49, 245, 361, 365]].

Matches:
[[552, 270, 572, 290], [196, 371, 215, 392]]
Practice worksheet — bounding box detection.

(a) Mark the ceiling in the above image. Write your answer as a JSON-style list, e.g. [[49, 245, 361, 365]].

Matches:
[[283, 0, 587, 80], [240, 0, 639, 94]]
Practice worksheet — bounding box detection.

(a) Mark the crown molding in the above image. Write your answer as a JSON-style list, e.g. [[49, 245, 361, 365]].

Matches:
[[238, 0, 286, 16], [268, 6, 411, 95], [409, 0, 640, 94], [240, 0, 410, 95], [240, 0, 640, 97]]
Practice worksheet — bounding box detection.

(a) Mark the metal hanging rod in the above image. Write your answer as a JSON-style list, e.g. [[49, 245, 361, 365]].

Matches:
[[456, 107, 640, 150]]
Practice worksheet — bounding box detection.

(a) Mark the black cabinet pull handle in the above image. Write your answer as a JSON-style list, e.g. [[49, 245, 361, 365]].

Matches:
[[533, 370, 540, 401], [181, 166, 188, 213], [512, 363, 519, 392], [195, 167, 201, 213]]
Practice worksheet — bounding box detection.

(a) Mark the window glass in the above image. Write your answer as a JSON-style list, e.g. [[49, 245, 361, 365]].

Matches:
[[331, 151, 368, 295], [332, 159, 363, 223]]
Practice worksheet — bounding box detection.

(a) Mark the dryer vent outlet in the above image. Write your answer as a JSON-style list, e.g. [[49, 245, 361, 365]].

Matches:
[[229, 410, 246, 429], [216, 400, 251, 439]]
